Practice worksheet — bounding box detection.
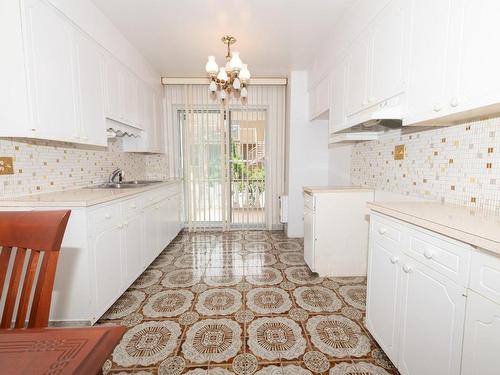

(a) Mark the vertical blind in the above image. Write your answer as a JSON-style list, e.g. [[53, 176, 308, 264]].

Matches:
[[164, 84, 286, 231]]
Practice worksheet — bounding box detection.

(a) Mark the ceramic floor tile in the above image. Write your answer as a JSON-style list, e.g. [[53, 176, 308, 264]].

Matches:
[[99, 230, 399, 375]]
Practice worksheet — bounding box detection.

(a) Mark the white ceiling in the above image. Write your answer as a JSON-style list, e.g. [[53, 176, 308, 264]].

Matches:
[[91, 0, 351, 77]]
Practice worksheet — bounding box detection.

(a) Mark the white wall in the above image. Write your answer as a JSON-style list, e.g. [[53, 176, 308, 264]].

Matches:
[[328, 144, 352, 185], [286, 71, 329, 238]]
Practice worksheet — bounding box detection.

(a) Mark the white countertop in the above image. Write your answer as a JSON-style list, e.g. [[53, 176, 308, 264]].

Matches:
[[304, 186, 374, 194], [368, 201, 500, 255], [0, 179, 181, 208]]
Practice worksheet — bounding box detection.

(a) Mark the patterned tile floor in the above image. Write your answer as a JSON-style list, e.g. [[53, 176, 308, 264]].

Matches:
[[98, 230, 400, 375]]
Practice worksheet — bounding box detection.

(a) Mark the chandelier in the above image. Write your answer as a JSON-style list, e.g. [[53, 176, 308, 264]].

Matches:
[[205, 35, 251, 101]]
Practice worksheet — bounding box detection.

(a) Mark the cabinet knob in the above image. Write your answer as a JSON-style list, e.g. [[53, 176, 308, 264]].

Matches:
[[131, 204, 137, 209], [104, 214, 111, 219], [124, 221, 129, 227], [378, 227, 388, 235], [390, 256, 399, 264], [450, 97, 459, 107], [30, 128, 37, 132], [423, 249, 434, 259], [403, 264, 413, 273], [433, 103, 442, 112]]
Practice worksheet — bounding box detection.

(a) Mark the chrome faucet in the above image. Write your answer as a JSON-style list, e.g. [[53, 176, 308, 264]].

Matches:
[[109, 168, 125, 184]]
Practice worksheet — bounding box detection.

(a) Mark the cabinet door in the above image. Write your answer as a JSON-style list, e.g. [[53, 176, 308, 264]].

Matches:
[[346, 34, 370, 116], [370, 0, 406, 105], [103, 56, 122, 122], [404, 0, 453, 125], [461, 291, 500, 375], [329, 63, 347, 133], [303, 207, 315, 271], [74, 31, 107, 146], [365, 239, 401, 365], [0, 0, 30, 136], [143, 205, 158, 267], [92, 225, 123, 318], [454, 0, 500, 114], [22, 0, 78, 141], [123, 214, 144, 286], [398, 256, 466, 375]]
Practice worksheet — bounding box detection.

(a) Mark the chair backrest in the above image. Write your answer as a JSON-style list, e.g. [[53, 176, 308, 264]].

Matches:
[[0, 210, 71, 328]]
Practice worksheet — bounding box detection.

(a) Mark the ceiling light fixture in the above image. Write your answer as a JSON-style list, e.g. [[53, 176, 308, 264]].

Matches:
[[205, 35, 251, 101]]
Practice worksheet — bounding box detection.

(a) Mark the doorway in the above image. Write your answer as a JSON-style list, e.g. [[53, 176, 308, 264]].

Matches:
[[180, 107, 266, 230]]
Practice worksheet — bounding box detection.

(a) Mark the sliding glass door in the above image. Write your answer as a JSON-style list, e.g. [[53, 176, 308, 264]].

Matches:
[[180, 107, 266, 230]]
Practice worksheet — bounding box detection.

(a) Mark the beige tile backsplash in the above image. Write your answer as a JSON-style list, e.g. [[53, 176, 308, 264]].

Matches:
[[351, 117, 500, 213], [0, 137, 169, 198]]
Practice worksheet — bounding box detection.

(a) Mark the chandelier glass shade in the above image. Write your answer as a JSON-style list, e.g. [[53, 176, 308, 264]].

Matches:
[[205, 35, 251, 101]]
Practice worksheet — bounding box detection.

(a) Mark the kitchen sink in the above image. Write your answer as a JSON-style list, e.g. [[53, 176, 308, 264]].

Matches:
[[86, 180, 164, 189]]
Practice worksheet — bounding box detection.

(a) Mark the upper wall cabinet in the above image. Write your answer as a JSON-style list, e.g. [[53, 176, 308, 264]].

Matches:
[[345, 0, 407, 119], [405, 0, 500, 125], [309, 77, 330, 121], [329, 62, 347, 134], [0, 1, 30, 136], [404, 0, 454, 125], [0, 0, 164, 152], [454, 0, 500, 118], [22, 0, 80, 143]]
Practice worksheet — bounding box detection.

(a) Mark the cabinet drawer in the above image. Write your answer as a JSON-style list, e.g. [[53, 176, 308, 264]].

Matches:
[[370, 214, 403, 250], [89, 203, 121, 231], [122, 196, 141, 218], [470, 249, 500, 305], [406, 227, 471, 286]]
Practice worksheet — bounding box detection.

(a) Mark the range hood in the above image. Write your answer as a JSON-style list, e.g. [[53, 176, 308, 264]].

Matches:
[[347, 94, 404, 132], [329, 95, 405, 144]]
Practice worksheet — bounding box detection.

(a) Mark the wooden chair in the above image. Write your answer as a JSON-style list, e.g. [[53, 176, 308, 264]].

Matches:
[[0, 210, 71, 329]]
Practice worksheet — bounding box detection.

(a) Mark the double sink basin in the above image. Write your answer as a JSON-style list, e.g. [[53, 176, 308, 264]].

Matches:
[[90, 180, 164, 189]]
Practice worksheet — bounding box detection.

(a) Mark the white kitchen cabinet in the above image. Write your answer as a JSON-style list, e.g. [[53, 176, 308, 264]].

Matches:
[[74, 30, 107, 146], [328, 63, 347, 133], [22, 0, 79, 142], [461, 291, 500, 375], [365, 217, 403, 365], [303, 187, 374, 277], [366, 212, 500, 375], [398, 255, 466, 375], [91, 224, 124, 319], [0, 182, 183, 324], [0, 0, 30, 137], [123, 213, 144, 286], [370, 0, 406, 106], [345, 34, 370, 116], [452, 0, 500, 118], [404, 0, 453, 125], [103, 55, 123, 123]]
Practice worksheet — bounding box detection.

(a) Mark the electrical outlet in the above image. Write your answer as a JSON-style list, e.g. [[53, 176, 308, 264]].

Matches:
[[0, 157, 14, 175], [394, 145, 405, 160]]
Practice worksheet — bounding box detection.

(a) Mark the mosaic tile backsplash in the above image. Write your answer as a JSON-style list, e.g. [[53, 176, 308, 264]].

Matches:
[[351, 117, 500, 213], [0, 137, 169, 198]]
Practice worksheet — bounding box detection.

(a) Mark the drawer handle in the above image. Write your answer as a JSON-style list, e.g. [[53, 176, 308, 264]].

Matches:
[[131, 204, 137, 209], [423, 249, 434, 259], [403, 264, 413, 273], [378, 227, 388, 235], [104, 214, 112, 219], [390, 256, 399, 264]]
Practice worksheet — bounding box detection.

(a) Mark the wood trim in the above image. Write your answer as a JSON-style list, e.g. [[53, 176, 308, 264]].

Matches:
[[161, 77, 288, 86]]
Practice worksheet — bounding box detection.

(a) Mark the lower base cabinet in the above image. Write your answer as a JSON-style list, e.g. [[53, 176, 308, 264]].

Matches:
[[461, 291, 500, 375], [366, 212, 499, 375], [398, 255, 466, 375], [0, 182, 183, 324]]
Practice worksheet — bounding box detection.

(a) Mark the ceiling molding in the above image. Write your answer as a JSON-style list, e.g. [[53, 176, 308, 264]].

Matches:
[[161, 77, 288, 86]]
